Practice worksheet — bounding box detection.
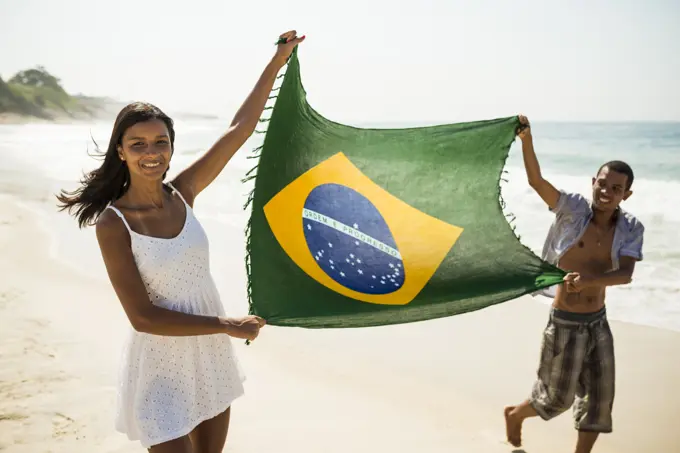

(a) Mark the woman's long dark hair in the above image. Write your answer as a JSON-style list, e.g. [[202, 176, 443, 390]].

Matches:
[[56, 102, 175, 228]]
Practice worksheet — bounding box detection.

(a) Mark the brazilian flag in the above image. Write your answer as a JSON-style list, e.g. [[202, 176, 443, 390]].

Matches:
[[243, 47, 565, 329]]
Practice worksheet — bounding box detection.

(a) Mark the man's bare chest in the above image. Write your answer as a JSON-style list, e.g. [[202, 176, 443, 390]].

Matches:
[[559, 222, 614, 273]]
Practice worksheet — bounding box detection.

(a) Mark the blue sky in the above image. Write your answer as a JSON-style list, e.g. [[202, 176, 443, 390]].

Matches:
[[1, 0, 678, 122]]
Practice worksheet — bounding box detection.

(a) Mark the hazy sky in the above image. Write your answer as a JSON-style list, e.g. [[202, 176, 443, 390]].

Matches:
[[1, 0, 678, 123]]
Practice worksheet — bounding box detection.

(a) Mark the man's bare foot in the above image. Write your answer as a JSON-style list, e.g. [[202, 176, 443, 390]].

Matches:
[[504, 406, 523, 447]]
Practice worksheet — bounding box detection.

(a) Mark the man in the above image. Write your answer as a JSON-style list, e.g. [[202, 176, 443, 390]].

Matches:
[[503, 115, 645, 453]]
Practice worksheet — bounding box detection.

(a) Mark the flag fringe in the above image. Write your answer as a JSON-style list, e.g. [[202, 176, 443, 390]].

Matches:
[[498, 126, 517, 234], [241, 173, 257, 184], [242, 46, 294, 344], [498, 122, 530, 252]]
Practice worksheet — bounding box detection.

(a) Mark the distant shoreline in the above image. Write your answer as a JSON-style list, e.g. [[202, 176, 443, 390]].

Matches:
[[1, 66, 220, 125], [0, 111, 111, 125], [0, 101, 221, 125]]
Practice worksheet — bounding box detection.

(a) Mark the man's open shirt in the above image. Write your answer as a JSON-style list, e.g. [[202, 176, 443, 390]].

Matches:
[[535, 190, 644, 298]]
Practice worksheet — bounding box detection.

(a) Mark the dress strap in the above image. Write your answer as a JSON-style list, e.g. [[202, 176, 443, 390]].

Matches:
[[107, 205, 132, 232], [166, 182, 189, 206]]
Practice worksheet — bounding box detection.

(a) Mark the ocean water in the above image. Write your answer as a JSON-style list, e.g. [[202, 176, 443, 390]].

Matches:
[[0, 120, 678, 331]]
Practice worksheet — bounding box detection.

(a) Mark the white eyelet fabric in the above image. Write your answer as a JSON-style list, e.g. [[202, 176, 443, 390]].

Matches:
[[107, 184, 245, 448]]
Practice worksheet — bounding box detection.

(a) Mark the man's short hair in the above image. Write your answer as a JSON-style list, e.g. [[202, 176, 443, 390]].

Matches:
[[597, 160, 634, 190]]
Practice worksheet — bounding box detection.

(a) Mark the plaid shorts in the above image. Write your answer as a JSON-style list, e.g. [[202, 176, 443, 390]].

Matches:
[[529, 307, 615, 433]]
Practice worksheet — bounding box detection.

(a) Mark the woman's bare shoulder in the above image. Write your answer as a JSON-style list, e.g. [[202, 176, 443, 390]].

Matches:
[[167, 177, 196, 207], [95, 208, 130, 245]]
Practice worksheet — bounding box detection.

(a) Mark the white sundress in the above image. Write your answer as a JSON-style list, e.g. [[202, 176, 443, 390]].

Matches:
[[106, 183, 245, 448]]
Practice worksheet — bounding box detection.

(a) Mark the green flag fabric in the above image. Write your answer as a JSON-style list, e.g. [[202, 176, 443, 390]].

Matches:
[[243, 48, 565, 329]]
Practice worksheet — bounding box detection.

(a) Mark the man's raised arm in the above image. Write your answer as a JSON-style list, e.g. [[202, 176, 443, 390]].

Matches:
[[517, 115, 561, 210]]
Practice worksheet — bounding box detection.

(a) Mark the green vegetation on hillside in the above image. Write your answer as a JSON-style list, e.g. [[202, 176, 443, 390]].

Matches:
[[0, 66, 105, 120], [1, 66, 220, 122]]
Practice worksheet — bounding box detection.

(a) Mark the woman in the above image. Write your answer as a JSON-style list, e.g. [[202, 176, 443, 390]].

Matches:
[[57, 30, 305, 452]]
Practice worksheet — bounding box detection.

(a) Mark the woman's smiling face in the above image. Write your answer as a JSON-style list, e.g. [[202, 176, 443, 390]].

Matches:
[[117, 119, 173, 181]]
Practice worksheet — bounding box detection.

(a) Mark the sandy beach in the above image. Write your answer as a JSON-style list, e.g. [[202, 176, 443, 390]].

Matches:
[[0, 191, 678, 453], [2, 0, 679, 449]]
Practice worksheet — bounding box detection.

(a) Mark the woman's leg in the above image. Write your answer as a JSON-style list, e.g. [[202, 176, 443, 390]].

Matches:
[[189, 407, 231, 453], [148, 435, 193, 453]]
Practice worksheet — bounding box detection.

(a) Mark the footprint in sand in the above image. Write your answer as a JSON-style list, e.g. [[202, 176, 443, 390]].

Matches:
[[0, 412, 29, 422], [26, 318, 49, 328], [0, 371, 70, 399], [22, 335, 57, 358], [0, 214, 21, 226], [52, 411, 83, 438], [0, 288, 23, 308]]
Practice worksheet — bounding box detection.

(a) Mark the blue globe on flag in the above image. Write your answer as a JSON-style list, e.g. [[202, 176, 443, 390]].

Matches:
[[302, 183, 405, 295]]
